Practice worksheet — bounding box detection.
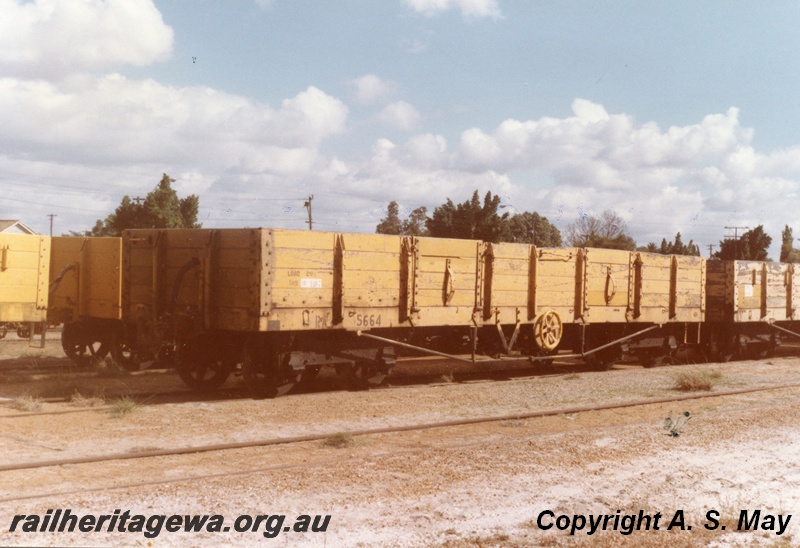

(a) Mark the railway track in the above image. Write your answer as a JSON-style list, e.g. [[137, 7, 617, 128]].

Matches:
[[3, 342, 800, 415], [3, 380, 800, 478]]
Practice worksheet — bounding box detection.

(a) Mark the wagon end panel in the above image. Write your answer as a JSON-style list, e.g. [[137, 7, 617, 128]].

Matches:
[[705, 260, 731, 322], [733, 260, 767, 322], [0, 234, 50, 323], [260, 229, 336, 332], [50, 237, 122, 323]]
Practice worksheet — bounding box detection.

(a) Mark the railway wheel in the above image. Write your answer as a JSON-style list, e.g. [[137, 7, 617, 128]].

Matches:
[[61, 322, 110, 367], [242, 336, 298, 399], [111, 339, 140, 372], [533, 310, 563, 352], [177, 339, 233, 391], [16, 324, 31, 339], [0, 324, 6, 339]]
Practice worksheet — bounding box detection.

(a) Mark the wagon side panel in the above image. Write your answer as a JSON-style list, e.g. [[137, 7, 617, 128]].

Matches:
[[582, 248, 634, 323], [405, 236, 479, 327], [530, 247, 580, 323], [260, 229, 337, 332], [337, 232, 404, 330]]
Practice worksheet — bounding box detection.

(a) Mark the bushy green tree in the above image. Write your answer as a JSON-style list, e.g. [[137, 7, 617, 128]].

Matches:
[[83, 174, 200, 236], [427, 190, 509, 243], [376, 201, 403, 235], [714, 225, 771, 261], [507, 211, 562, 247], [377, 192, 558, 245], [401, 206, 429, 236]]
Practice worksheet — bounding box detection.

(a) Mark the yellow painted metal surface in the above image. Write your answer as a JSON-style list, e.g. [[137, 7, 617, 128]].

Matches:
[[706, 260, 798, 323], [0, 234, 50, 322], [48, 237, 122, 323]]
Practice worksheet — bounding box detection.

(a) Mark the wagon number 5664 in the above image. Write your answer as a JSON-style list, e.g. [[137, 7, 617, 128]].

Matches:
[[355, 314, 382, 327]]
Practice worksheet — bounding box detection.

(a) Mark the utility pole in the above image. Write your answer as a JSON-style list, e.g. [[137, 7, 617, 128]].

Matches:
[[132, 196, 146, 205], [47, 214, 56, 237], [303, 195, 314, 230], [707, 244, 715, 258], [724, 226, 749, 260]]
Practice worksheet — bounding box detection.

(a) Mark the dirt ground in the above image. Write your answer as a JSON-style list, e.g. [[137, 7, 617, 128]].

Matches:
[[1, 337, 800, 547]]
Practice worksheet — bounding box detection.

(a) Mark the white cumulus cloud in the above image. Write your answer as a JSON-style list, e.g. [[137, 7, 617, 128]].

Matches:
[[0, 0, 173, 79], [378, 101, 422, 131], [350, 74, 398, 106]]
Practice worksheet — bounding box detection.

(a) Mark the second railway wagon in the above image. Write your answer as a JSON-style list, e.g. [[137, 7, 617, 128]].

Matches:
[[119, 227, 708, 396], [705, 259, 800, 360]]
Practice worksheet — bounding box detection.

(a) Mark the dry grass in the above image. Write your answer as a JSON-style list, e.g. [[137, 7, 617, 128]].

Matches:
[[672, 369, 722, 392], [109, 396, 138, 418], [440, 372, 455, 383], [3, 394, 43, 412], [68, 390, 106, 407]]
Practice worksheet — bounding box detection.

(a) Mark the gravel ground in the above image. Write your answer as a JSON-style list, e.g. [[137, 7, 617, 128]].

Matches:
[[1, 344, 799, 547]]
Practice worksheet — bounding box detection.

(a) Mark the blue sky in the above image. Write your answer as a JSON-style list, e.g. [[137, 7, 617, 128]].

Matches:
[[3, 0, 800, 257]]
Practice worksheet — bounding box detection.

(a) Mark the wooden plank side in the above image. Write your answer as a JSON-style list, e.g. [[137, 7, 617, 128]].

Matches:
[[340, 233, 402, 253], [344, 251, 400, 272], [416, 237, 477, 258], [271, 229, 337, 251]]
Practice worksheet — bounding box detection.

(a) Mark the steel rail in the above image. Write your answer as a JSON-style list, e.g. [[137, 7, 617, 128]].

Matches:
[[3, 380, 800, 475]]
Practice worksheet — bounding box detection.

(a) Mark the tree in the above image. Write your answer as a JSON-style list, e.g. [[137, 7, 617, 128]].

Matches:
[[565, 210, 636, 250], [401, 206, 429, 236], [376, 201, 403, 235], [427, 190, 509, 243], [83, 174, 200, 237], [507, 211, 562, 247], [714, 225, 772, 261], [638, 232, 700, 256], [376, 203, 429, 236], [781, 225, 800, 263]]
